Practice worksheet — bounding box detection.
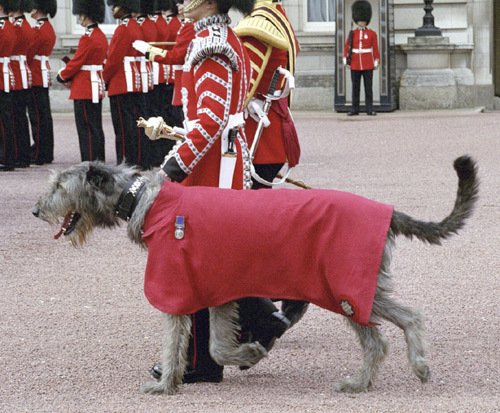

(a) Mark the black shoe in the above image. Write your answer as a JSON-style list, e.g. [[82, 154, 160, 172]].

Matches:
[[14, 161, 30, 168], [347, 112, 359, 116], [149, 362, 223, 383], [367, 111, 377, 116], [0, 164, 15, 171]]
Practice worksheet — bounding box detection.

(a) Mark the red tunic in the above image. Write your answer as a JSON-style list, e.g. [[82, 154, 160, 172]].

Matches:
[[103, 17, 144, 96], [343, 27, 379, 71], [143, 182, 394, 326], [136, 15, 157, 91], [27, 18, 56, 88], [238, 3, 300, 166], [163, 17, 250, 188], [10, 16, 34, 91], [0, 17, 16, 92], [152, 20, 194, 104], [58, 25, 108, 100]]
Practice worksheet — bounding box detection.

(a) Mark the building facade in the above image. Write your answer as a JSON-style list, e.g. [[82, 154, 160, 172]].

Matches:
[[43, 0, 499, 111]]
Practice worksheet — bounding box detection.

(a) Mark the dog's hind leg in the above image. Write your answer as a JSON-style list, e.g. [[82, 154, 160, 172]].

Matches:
[[209, 303, 268, 367], [334, 319, 388, 393], [142, 314, 191, 395], [372, 292, 430, 384]]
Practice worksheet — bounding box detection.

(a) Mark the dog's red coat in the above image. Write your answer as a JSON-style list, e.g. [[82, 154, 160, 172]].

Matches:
[[142, 182, 393, 326]]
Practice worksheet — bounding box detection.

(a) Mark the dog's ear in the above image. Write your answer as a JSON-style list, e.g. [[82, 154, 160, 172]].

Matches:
[[86, 164, 115, 194]]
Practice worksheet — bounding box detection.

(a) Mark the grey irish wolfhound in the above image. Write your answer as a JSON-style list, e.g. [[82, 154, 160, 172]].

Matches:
[[33, 156, 478, 395]]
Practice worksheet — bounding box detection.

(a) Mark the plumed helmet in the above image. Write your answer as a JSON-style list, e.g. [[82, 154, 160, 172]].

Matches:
[[352, 0, 372, 24], [32, 0, 57, 17], [216, 0, 255, 15], [73, 0, 105, 23], [106, 0, 140, 13], [0, 0, 20, 13], [140, 0, 153, 14]]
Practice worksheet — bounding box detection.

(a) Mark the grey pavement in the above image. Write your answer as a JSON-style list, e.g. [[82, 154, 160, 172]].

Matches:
[[1, 109, 499, 412]]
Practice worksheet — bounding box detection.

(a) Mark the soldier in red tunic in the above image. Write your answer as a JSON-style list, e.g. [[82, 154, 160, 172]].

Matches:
[[140, 0, 255, 384], [9, 0, 35, 168], [56, 0, 108, 161], [27, 0, 56, 165], [233, 0, 307, 355], [103, 0, 151, 169], [0, 0, 17, 171], [343, 0, 379, 116]]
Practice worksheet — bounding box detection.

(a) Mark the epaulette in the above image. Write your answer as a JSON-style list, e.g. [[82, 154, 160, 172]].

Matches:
[[186, 28, 239, 71], [36, 20, 45, 29], [14, 17, 23, 27], [234, 14, 288, 51]]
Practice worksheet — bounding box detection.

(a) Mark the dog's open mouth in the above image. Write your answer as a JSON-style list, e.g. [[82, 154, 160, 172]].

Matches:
[[54, 211, 81, 240]]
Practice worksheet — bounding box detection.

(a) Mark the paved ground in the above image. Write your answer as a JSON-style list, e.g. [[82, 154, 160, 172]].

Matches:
[[1, 109, 499, 413]]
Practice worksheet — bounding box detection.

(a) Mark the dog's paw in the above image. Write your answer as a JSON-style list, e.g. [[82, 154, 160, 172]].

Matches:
[[413, 358, 431, 383], [334, 377, 370, 394], [141, 380, 178, 395], [238, 341, 268, 367]]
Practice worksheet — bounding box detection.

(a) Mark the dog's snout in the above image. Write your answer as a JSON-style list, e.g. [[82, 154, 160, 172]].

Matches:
[[32, 206, 40, 218]]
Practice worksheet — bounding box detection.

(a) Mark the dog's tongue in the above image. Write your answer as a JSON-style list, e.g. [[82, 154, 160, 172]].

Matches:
[[54, 213, 73, 240]]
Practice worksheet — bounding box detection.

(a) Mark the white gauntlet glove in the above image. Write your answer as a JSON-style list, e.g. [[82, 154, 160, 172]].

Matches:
[[132, 40, 150, 55]]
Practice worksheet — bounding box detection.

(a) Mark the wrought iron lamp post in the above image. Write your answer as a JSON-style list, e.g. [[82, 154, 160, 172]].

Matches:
[[415, 0, 442, 36]]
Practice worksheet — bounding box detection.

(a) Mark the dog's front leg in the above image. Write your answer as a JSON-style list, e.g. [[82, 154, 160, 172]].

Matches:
[[142, 314, 191, 395], [209, 302, 268, 367]]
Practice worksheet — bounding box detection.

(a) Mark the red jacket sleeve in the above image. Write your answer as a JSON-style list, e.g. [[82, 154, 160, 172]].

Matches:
[[59, 35, 90, 81]]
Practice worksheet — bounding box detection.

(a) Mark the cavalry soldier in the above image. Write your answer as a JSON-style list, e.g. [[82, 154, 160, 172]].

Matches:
[[27, 0, 56, 165], [138, 0, 255, 384], [9, 0, 35, 168], [343, 0, 379, 116], [56, 0, 108, 162], [103, 0, 151, 169], [234, 0, 307, 357], [0, 0, 17, 171]]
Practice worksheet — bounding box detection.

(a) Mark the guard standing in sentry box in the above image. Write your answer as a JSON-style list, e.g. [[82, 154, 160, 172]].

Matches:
[[27, 0, 56, 165], [57, 0, 108, 162], [343, 0, 379, 116]]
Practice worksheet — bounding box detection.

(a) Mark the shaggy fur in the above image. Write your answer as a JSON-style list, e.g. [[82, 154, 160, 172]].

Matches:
[[33, 156, 479, 395]]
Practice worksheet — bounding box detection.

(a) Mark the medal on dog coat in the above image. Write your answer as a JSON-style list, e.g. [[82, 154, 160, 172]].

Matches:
[[142, 182, 393, 326]]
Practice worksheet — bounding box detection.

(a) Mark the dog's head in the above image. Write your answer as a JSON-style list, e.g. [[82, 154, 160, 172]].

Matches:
[[33, 162, 138, 246]]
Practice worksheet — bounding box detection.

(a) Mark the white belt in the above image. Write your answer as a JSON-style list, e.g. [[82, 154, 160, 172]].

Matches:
[[81, 65, 104, 103], [352, 48, 373, 54], [173, 65, 183, 71], [136, 56, 149, 93], [152, 62, 159, 85], [219, 112, 245, 189], [1, 57, 10, 92], [11, 54, 29, 89], [34, 55, 50, 88], [123, 56, 137, 92]]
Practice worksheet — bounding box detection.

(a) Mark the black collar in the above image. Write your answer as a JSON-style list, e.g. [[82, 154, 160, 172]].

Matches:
[[37, 17, 49, 21], [115, 176, 147, 221]]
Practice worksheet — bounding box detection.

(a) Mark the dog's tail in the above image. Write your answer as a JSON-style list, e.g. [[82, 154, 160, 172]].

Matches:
[[390, 155, 479, 245]]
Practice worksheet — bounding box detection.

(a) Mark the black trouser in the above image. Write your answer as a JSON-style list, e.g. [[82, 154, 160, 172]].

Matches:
[[351, 69, 374, 113], [11, 88, 31, 165], [74, 99, 106, 162], [110, 92, 151, 169], [0, 91, 15, 166], [27, 86, 54, 163]]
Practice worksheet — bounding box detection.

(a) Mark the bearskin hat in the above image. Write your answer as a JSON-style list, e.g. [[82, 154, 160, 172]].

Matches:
[[32, 0, 57, 17], [352, 0, 372, 24], [106, 0, 140, 13], [0, 0, 20, 13], [153, 0, 167, 10], [17, 0, 34, 12], [215, 0, 255, 15], [140, 0, 153, 14], [73, 0, 105, 23]]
